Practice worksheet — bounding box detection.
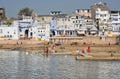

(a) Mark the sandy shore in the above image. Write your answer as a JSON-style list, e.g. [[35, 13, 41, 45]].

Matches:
[[0, 43, 120, 55], [0, 39, 120, 59]]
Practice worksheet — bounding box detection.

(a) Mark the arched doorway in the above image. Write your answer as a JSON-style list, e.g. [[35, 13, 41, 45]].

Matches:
[[30, 32, 33, 36], [25, 30, 29, 38], [30, 32, 33, 38]]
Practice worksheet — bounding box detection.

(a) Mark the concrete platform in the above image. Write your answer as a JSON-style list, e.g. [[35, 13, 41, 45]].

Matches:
[[76, 56, 120, 60]]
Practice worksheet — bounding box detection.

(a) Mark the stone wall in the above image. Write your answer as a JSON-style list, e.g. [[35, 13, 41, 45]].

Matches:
[[50, 36, 116, 45]]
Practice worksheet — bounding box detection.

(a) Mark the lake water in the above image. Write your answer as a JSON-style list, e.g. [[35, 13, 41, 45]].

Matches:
[[0, 50, 120, 79]]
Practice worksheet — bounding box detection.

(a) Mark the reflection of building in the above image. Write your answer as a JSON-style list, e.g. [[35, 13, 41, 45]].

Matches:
[[0, 8, 6, 20]]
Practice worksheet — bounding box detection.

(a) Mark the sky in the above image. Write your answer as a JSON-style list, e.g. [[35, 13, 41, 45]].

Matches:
[[0, 0, 120, 18]]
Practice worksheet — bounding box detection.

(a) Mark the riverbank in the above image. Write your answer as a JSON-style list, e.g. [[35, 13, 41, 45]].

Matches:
[[0, 43, 120, 54], [0, 38, 120, 60]]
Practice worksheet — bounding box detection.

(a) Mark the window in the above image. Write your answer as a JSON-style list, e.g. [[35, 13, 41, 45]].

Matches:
[[77, 9, 79, 12], [76, 16, 78, 19], [7, 35, 9, 37], [76, 24, 78, 27], [10, 35, 12, 38], [76, 20, 77, 23], [113, 18, 118, 21], [104, 19, 106, 21], [19, 29, 22, 32], [42, 18, 44, 21], [68, 19, 70, 21], [0, 29, 2, 33], [65, 18, 67, 21]]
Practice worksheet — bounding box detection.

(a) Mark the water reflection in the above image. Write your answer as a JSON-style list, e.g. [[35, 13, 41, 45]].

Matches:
[[0, 50, 120, 79]]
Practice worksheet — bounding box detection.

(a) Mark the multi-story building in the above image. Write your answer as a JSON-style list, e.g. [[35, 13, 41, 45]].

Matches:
[[74, 9, 91, 18], [0, 21, 19, 40], [90, 2, 112, 36], [55, 13, 86, 36], [95, 8, 111, 30], [90, 2, 110, 20], [29, 22, 50, 41], [111, 11, 120, 34], [18, 16, 33, 39], [17, 16, 50, 41], [74, 9, 97, 35]]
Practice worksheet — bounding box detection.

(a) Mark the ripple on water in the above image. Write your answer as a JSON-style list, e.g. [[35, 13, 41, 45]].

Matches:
[[0, 51, 120, 79]]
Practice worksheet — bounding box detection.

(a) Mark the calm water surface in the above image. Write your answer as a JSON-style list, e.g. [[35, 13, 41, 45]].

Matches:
[[0, 50, 120, 79]]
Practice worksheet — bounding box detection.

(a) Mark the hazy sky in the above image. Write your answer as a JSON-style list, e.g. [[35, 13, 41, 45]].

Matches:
[[0, 0, 120, 18]]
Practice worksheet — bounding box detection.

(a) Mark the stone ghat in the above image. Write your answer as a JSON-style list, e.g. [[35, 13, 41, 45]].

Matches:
[[50, 36, 116, 45], [76, 56, 120, 61]]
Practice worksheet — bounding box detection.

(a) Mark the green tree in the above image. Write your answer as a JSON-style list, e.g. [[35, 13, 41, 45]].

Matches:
[[3, 20, 12, 25], [18, 7, 33, 19]]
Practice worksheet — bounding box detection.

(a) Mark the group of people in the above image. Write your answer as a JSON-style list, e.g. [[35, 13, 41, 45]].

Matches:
[[76, 46, 91, 55]]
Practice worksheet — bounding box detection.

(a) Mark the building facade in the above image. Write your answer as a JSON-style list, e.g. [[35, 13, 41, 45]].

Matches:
[[18, 16, 33, 39], [95, 8, 111, 31], [0, 21, 19, 40], [29, 22, 50, 41], [75, 9, 91, 18], [111, 11, 120, 33]]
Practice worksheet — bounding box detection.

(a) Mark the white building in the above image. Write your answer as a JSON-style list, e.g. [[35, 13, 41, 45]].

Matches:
[[29, 22, 50, 41], [18, 16, 33, 39], [55, 14, 86, 36], [95, 8, 110, 28], [0, 21, 19, 40], [111, 11, 120, 33], [95, 8, 111, 36], [74, 9, 91, 18]]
